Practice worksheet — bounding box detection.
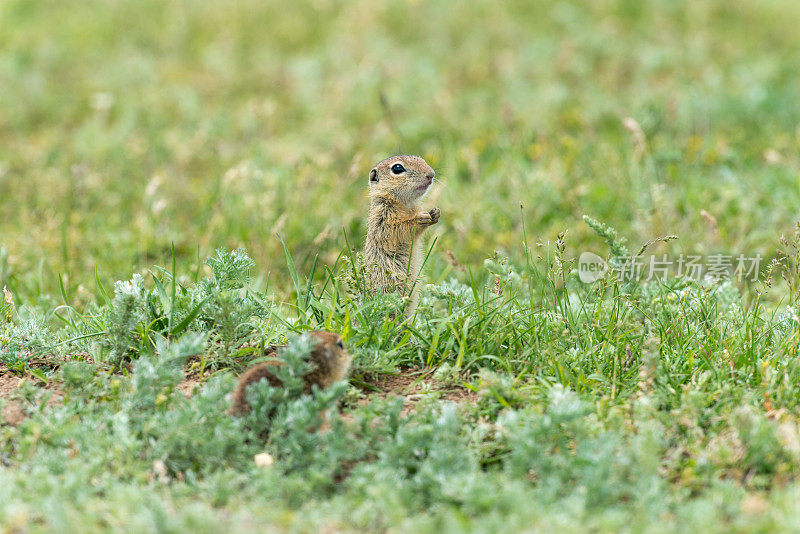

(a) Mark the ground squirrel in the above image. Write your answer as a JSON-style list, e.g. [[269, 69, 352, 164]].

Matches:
[[364, 155, 440, 311], [229, 331, 351, 416]]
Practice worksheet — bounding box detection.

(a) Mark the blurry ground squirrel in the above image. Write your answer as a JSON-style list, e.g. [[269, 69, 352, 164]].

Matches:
[[364, 155, 440, 311], [230, 331, 351, 416]]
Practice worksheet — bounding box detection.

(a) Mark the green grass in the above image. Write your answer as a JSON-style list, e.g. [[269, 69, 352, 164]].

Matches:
[[2, 0, 800, 531]]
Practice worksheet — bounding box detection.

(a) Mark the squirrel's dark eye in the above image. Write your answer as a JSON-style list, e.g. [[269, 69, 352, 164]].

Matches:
[[336, 340, 344, 349], [391, 163, 405, 174]]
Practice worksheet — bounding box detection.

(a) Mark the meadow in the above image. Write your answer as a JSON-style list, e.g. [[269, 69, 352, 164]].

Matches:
[[2, 0, 800, 531]]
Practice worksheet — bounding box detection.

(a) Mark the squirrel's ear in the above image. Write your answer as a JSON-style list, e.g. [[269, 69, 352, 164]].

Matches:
[[369, 169, 378, 182]]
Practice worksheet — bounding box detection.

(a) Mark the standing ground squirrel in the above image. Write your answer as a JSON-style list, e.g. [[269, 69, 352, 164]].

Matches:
[[229, 331, 352, 416], [364, 155, 440, 311]]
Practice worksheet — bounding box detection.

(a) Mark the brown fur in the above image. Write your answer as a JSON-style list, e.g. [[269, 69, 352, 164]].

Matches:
[[364, 155, 440, 312], [229, 331, 351, 416]]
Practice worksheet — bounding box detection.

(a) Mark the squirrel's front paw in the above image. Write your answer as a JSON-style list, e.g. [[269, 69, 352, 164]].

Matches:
[[415, 208, 440, 227]]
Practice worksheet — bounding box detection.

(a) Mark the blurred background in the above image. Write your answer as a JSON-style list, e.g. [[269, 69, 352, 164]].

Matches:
[[1, 0, 798, 305]]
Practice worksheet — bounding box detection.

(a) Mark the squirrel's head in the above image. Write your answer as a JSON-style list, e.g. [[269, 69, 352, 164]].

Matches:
[[308, 330, 352, 386], [368, 155, 435, 205]]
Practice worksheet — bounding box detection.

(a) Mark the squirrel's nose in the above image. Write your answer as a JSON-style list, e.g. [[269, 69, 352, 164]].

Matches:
[[425, 171, 435, 180]]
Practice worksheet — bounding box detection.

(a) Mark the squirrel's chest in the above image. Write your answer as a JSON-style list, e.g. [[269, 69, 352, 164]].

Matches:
[[368, 206, 414, 243]]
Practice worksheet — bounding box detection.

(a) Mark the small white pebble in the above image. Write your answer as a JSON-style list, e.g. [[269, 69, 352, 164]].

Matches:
[[254, 452, 274, 467], [152, 459, 167, 477], [763, 148, 781, 164], [90, 92, 114, 111], [150, 459, 170, 483]]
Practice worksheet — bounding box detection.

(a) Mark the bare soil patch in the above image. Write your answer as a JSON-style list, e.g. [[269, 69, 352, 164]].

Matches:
[[0, 371, 24, 399], [1, 372, 26, 426], [176, 377, 202, 398], [1, 368, 65, 426], [356, 367, 478, 416]]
